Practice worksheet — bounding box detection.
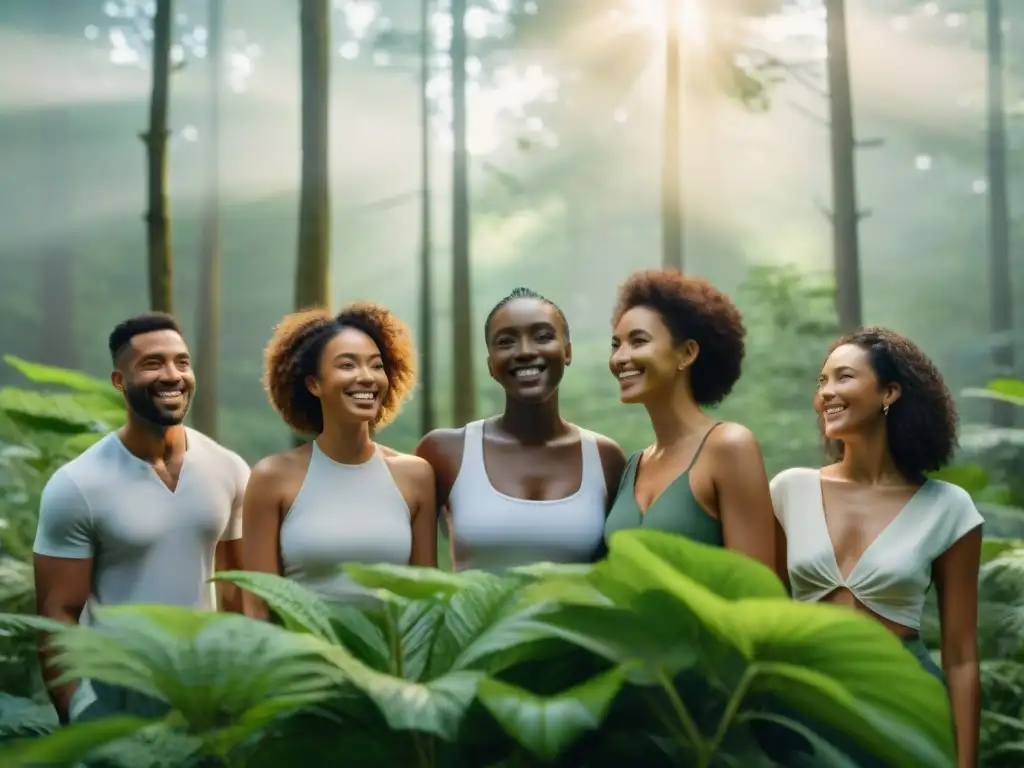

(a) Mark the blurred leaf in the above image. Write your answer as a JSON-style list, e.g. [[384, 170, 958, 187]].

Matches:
[[3, 356, 120, 408], [477, 667, 626, 760], [211, 570, 341, 644], [982, 538, 1024, 564], [929, 463, 991, 495], [0, 716, 153, 767], [0, 389, 118, 436], [345, 563, 490, 601], [963, 379, 1024, 408]]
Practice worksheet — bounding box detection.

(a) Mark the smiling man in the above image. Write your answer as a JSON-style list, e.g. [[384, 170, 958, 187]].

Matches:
[[32, 312, 249, 725]]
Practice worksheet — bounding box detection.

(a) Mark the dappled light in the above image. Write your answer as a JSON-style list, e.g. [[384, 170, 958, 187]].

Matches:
[[1, 0, 1023, 764]]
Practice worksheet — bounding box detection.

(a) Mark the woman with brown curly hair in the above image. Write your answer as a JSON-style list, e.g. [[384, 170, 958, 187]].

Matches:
[[771, 326, 981, 767], [603, 269, 777, 571], [242, 303, 436, 612]]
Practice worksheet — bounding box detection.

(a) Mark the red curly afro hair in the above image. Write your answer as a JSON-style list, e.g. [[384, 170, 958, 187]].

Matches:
[[262, 302, 417, 435], [612, 269, 746, 406]]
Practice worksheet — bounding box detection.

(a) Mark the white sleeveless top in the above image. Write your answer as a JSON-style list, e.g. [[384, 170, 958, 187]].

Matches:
[[770, 467, 983, 629], [280, 443, 412, 603], [447, 420, 607, 572]]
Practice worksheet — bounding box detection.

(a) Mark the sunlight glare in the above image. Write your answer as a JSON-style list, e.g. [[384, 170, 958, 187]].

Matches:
[[88, 0, 258, 92], [429, 63, 559, 156], [627, 0, 709, 47]]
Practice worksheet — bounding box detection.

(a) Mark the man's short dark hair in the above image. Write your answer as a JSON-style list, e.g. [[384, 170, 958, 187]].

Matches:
[[108, 313, 183, 364]]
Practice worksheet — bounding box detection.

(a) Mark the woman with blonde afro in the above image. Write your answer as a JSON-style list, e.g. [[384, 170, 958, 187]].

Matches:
[[242, 302, 437, 613]]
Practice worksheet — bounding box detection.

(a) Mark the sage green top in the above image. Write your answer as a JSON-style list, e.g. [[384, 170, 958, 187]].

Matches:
[[603, 424, 724, 548]]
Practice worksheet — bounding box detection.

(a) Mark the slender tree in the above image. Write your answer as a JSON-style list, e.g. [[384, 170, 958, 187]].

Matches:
[[294, 0, 332, 311], [825, 0, 862, 332], [418, 0, 436, 435], [661, 0, 684, 271], [450, 0, 476, 426], [144, 0, 174, 313], [192, 0, 224, 438], [986, 0, 1014, 427]]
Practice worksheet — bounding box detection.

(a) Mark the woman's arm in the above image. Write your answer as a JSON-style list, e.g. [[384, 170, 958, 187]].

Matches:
[[240, 459, 285, 620], [768, 473, 791, 591], [594, 434, 628, 514], [708, 423, 777, 573], [408, 458, 439, 568], [933, 526, 982, 768], [415, 428, 464, 569], [414, 429, 463, 511]]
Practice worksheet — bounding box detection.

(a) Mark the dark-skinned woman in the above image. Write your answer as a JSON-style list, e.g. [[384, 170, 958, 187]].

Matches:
[[416, 287, 627, 572]]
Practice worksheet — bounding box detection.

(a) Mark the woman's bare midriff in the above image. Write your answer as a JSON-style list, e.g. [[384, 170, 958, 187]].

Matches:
[[822, 587, 920, 638]]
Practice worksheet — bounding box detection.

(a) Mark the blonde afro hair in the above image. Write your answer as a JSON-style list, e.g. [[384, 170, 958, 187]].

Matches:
[[262, 302, 417, 434]]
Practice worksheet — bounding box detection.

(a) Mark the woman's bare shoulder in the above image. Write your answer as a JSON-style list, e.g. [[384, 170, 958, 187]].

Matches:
[[378, 445, 434, 483]]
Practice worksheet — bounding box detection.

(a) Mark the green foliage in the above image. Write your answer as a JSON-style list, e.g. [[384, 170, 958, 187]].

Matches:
[[0, 531, 954, 767], [723, 265, 839, 476], [0, 358, 124, 701], [926, 378, 1024, 768]]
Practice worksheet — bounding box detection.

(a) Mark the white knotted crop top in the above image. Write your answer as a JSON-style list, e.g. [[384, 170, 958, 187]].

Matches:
[[770, 467, 984, 630]]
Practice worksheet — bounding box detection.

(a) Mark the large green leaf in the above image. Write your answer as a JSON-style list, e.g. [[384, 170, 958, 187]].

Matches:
[[928, 463, 992, 497], [376, 598, 445, 680], [734, 601, 954, 768], [600, 530, 954, 768], [507, 562, 594, 582], [517, 569, 611, 608], [963, 379, 1024, 408], [0, 606, 341, 744], [0, 388, 111, 435], [604, 528, 788, 602], [63, 431, 106, 455], [477, 667, 626, 760], [531, 600, 699, 684], [0, 694, 57, 743], [0, 559, 34, 615], [0, 716, 154, 768], [743, 712, 860, 768], [3, 356, 122, 407], [982, 538, 1024, 565], [211, 570, 340, 643], [310, 638, 481, 741], [431, 577, 554, 676], [84, 727, 206, 768], [345, 562, 494, 600], [597, 531, 751, 658]]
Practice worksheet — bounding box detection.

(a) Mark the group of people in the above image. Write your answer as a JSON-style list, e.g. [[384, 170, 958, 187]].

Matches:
[[31, 268, 981, 766]]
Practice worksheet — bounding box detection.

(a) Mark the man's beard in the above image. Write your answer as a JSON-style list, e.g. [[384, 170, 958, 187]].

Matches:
[[124, 384, 191, 428]]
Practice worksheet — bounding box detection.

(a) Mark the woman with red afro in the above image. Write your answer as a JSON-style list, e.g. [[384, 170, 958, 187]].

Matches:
[[604, 269, 778, 573], [242, 302, 437, 613]]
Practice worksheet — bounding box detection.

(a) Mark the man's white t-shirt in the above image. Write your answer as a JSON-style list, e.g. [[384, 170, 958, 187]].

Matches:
[[33, 427, 248, 617]]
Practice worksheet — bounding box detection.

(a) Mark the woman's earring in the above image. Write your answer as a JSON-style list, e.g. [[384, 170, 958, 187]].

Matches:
[[883, 403, 890, 416]]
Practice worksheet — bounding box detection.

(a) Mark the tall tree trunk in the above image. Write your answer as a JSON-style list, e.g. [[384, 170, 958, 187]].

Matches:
[[825, 0, 861, 332], [661, 0, 683, 271], [37, 107, 76, 368], [294, 0, 332, 311], [986, 0, 1014, 427], [418, 0, 436, 435], [144, 0, 174, 313], [192, 0, 224, 438], [450, 0, 476, 426]]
